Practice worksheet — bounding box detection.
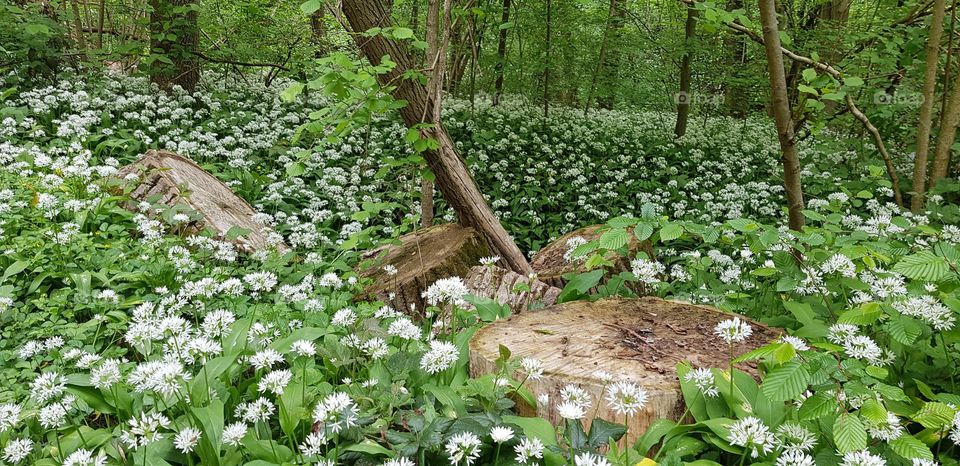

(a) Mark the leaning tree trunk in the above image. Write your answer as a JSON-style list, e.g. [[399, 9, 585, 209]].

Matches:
[[759, 0, 805, 230], [149, 0, 200, 93], [340, 0, 534, 274], [911, 0, 946, 212], [930, 68, 960, 186], [674, 5, 698, 137], [492, 0, 512, 106]]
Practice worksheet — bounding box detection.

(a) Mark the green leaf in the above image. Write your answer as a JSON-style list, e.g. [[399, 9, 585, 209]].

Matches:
[[586, 418, 627, 448], [893, 251, 949, 281], [760, 360, 809, 401], [392, 27, 414, 39], [599, 228, 629, 250], [300, 0, 323, 14], [801, 68, 817, 82], [659, 223, 683, 242], [344, 440, 394, 457], [280, 82, 305, 102], [889, 435, 934, 460], [192, 399, 224, 465], [286, 162, 306, 177], [633, 223, 654, 241], [799, 391, 836, 420], [912, 402, 956, 429], [1, 260, 28, 283], [884, 317, 921, 345], [556, 269, 604, 303], [503, 415, 558, 446], [833, 413, 867, 454], [844, 76, 864, 87]]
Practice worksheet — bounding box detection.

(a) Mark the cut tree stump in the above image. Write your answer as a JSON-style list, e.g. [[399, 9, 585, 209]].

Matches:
[[116, 150, 278, 251], [469, 296, 780, 445], [464, 265, 562, 313], [358, 224, 490, 314], [531, 224, 655, 291]]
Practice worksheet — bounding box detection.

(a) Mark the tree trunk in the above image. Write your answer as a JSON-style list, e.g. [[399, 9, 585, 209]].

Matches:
[[584, 0, 619, 115], [543, 0, 552, 118], [149, 0, 200, 93], [340, 0, 534, 274], [310, 8, 328, 57], [596, 0, 626, 109], [930, 68, 960, 186], [674, 6, 698, 137], [758, 0, 805, 230], [70, 0, 87, 50], [421, 0, 443, 228], [911, 0, 946, 211], [492, 0, 511, 106], [723, 0, 749, 117]]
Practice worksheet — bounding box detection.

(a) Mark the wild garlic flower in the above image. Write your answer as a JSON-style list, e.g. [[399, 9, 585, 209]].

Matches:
[[574, 452, 612, 466], [387, 317, 422, 341], [631, 257, 665, 284], [839, 450, 886, 466], [383, 457, 416, 466], [235, 397, 276, 423], [842, 335, 883, 364], [420, 340, 459, 374], [61, 448, 107, 466], [684, 368, 719, 397], [121, 411, 171, 448], [445, 432, 482, 466], [29, 371, 67, 404], [489, 425, 514, 443], [780, 335, 809, 352], [775, 423, 817, 453], [249, 349, 284, 370], [2, 438, 32, 463], [514, 437, 544, 464], [299, 431, 326, 455], [0, 403, 22, 432], [559, 384, 592, 410], [775, 450, 816, 466], [866, 412, 903, 441], [556, 400, 586, 420], [313, 392, 359, 436], [290, 339, 317, 357], [174, 427, 202, 454], [727, 416, 775, 458], [331, 308, 358, 327], [422, 277, 469, 307], [520, 357, 544, 380], [90, 359, 122, 389], [605, 380, 649, 415], [714, 317, 753, 344], [258, 369, 292, 395], [222, 422, 247, 446]]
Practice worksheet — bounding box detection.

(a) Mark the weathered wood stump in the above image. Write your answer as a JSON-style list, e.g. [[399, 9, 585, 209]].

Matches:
[[358, 224, 490, 313], [469, 297, 780, 445], [464, 265, 562, 313], [531, 225, 655, 290], [116, 150, 277, 251]]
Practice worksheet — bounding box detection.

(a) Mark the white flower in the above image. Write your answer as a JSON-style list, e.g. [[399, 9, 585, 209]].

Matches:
[[827, 323, 859, 344], [556, 400, 586, 420], [61, 448, 107, 466], [331, 308, 357, 326], [258, 369, 293, 395], [631, 257, 665, 284], [843, 335, 883, 363], [559, 384, 592, 409], [39, 402, 67, 429], [383, 264, 398, 276], [236, 397, 276, 423], [0, 403, 22, 432], [300, 431, 326, 455], [866, 412, 903, 441], [776, 450, 816, 466], [174, 427, 202, 454], [445, 432, 482, 466], [420, 340, 459, 374], [2, 438, 32, 463], [383, 458, 416, 466], [514, 437, 544, 464], [684, 368, 719, 397], [780, 335, 809, 352], [30, 371, 67, 404], [840, 450, 886, 466], [727, 416, 775, 458], [120, 411, 171, 448], [313, 392, 359, 436], [249, 349, 285, 370], [290, 339, 317, 357], [574, 452, 612, 466], [479, 256, 501, 266], [490, 425, 514, 443], [714, 317, 753, 343], [387, 317, 422, 340], [775, 423, 817, 453], [423, 277, 470, 307], [222, 422, 247, 446], [520, 357, 544, 380], [605, 380, 648, 415]]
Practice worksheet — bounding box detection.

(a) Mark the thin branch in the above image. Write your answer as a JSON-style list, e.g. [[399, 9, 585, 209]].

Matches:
[[191, 51, 290, 70]]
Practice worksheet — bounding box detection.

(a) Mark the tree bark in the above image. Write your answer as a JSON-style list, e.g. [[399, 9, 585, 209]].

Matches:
[[584, 0, 619, 115], [493, 0, 512, 106], [310, 8, 328, 57], [421, 0, 443, 228], [723, 0, 749, 117], [340, 0, 533, 274], [758, 0, 805, 230], [674, 6, 698, 137], [543, 0, 552, 118], [911, 0, 946, 211], [930, 68, 960, 185], [149, 0, 200, 93]]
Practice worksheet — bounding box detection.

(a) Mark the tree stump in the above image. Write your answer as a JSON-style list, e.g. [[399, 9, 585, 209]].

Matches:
[[531, 225, 656, 292], [464, 265, 562, 313], [358, 224, 490, 314], [469, 297, 780, 445], [116, 150, 278, 251]]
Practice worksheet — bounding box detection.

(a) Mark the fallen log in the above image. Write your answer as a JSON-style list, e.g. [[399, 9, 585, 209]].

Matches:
[[464, 265, 562, 313], [358, 224, 490, 314], [469, 296, 780, 445], [116, 150, 279, 251]]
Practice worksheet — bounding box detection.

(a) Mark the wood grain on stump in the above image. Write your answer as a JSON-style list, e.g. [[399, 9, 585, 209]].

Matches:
[[464, 265, 562, 313], [116, 150, 277, 251], [469, 297, 780, 444], [531, 225, 655, 290], [358, 224, 490, 314]]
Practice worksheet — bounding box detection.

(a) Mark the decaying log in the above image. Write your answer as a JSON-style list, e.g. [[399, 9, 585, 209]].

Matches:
[[464, 265, 562, 313], [469, 297, 780, 445], [531, 224, 655, 289], [358, 224, 490, 314], [116, 150, 279, 251]]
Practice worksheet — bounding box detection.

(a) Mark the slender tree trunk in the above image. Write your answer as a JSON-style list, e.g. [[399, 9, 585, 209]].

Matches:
[[411, 0, 420, 35], [97, 0, 106, 48], [938, 0, 958, 129], [149, 0, 200, 93], [543, 0, 552, 118], [492, 0, 512, 106], [340, 0, 534, 274], [584, 0, 618, 115], [724, 0, 749, 117], [310, 8, 328, 57], [674, 6, 698, 137], [759, 0, 805, 230], [421, 0, 442, 228], [70, 0, 87, 50], [930, 68, 960, 185], [911, 0, 946, 211]]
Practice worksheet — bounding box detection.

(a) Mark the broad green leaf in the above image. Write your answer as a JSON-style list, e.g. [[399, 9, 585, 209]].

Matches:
[[761, 360, 809, 401], [833, 413, 867, 454], [893, 251, 949, 281]]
